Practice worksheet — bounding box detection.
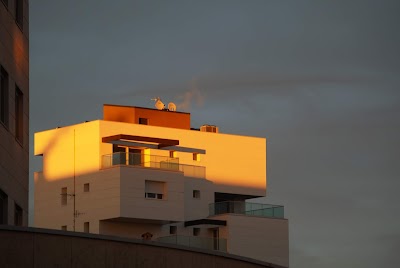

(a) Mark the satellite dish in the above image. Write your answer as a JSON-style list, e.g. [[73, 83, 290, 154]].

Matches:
[[151, 97, 165, 110], [168, 102, 177, 112]]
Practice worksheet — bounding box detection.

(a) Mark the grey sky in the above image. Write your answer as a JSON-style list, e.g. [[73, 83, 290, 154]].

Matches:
[[30, 1, 400, 267]]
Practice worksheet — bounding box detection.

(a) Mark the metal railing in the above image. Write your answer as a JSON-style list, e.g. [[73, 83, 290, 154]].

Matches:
[[157, 235, 227, 252], [209, 201, 284, 218], [101, 152, 205, 178]]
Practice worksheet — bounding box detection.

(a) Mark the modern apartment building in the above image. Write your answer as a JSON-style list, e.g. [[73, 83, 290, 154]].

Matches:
[[34, 104, 288, 267], [0, 0, 29, 226]]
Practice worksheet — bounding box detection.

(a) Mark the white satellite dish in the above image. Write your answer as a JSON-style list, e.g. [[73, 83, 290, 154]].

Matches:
[[151, 97, 165, 110], [168, 102, 177, 112]]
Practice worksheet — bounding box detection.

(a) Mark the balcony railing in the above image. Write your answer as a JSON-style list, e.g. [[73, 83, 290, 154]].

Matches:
[[157, 235, 227, 252], [209, 201, 284, 219], [101, 152, 205, 178]]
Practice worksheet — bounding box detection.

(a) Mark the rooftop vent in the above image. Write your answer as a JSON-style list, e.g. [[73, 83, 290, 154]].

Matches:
[[200, 125, 219, 133]]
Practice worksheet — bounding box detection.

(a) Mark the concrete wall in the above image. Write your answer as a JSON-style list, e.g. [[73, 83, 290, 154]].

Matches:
[[0, 0, 29, 226], [212, 214, 289, 267], [0, 226, 285, 268]]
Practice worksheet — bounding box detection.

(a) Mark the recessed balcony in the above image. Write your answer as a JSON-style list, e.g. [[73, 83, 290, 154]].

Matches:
[[101, 152, 205, 178], [209, 201, 284, 219]]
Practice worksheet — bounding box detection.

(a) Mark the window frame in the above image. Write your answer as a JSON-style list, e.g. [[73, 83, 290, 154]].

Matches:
[[15, 0, 23, 31], [15, 85, 23, 144], [0, 67, 9, 129], [193, 190, 201, 199]]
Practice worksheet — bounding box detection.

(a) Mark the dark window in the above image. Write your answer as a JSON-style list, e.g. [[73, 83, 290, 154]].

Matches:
[[0, 189, 8, 224], [15, 0, 23, 30], [193, 190, 200, 199], [15, 86, 23, 143], [193, 228, 200, 236], [84, 222, 89, 233], [61, 187, 67, 206], [14, 203, 22, 226], [0, 67, 9, 128], [61, 225, 67, 231], [1, 0, 8, 8], [170, 226, 177, 235], [138, 118, 148, 125], [145, 192, 163, 199], [84, 183, 90, 192]]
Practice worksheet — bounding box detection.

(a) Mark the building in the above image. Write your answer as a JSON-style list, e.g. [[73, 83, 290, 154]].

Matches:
[[0, 0, 29, 226], [34, 104, 289, 267]]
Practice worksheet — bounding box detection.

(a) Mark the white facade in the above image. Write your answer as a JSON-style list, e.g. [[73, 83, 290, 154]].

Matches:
[[34, 105, 288, 267]]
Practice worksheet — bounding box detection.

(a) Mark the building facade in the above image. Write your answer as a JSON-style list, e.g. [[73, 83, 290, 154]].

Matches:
[[34, 104, 288, 267], [0, 0, 29, 226]]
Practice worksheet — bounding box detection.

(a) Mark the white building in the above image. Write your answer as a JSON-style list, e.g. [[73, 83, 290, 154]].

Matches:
[[34, 104, 288, 267]]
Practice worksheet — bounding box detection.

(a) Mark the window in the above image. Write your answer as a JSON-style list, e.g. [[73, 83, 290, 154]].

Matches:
[[0, 67, 9, 128], [15, 86, 23, 143], [138, 118, 148, 125], [61, 187, 67, 206], [193, 190, 200, 199], [1, 0, 8, 8], [193, 153, 200, 161], [15, 0, 23, 30], [145, 180, 165, 200], [61, 225, 67, 231], [14, 203, 22, 226], [193, 228, 200, 236], [84, 183, 90, 192], [84, 222, 89, 233], [0, 189, 8, 224], [169, 226, 177, 235]]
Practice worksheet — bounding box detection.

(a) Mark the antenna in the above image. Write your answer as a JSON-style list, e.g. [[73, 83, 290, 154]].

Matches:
[[151, 97, 165, 110], [168, 102, 177, 112]]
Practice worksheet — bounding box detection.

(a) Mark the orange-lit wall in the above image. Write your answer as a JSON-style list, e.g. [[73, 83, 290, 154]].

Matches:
[[99, 120, 266, 196], [103, 104, 191, 130]]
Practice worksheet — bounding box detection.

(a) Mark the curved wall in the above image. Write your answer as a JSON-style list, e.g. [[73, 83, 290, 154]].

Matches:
[[0, 226, 286, 268]]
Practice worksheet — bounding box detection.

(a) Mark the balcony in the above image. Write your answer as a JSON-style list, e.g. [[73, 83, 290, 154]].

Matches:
[[157, 235, 227, 252], [101, 152, 205, 178], [209, 201, 284, 219]]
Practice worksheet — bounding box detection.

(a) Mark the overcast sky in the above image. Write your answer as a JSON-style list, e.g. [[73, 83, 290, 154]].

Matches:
[[30, 1, 400, 267]]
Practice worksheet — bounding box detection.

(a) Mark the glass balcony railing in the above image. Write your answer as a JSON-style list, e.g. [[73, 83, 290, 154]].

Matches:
[[209, 201, 284, 219], [157, 235, 227, 252], [101, 152, 205, 178]]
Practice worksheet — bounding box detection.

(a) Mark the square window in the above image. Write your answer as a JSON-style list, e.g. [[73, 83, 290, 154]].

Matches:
[[193, 228, 200, 236], [145, 180, 165, 200], [84, 222, 89, 233], [193, 190, 200, 199], [170, 226, 177, 235], [84, 183, 90, 192], [61, 225, 67, 231], [138, 118, 148, 125]]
